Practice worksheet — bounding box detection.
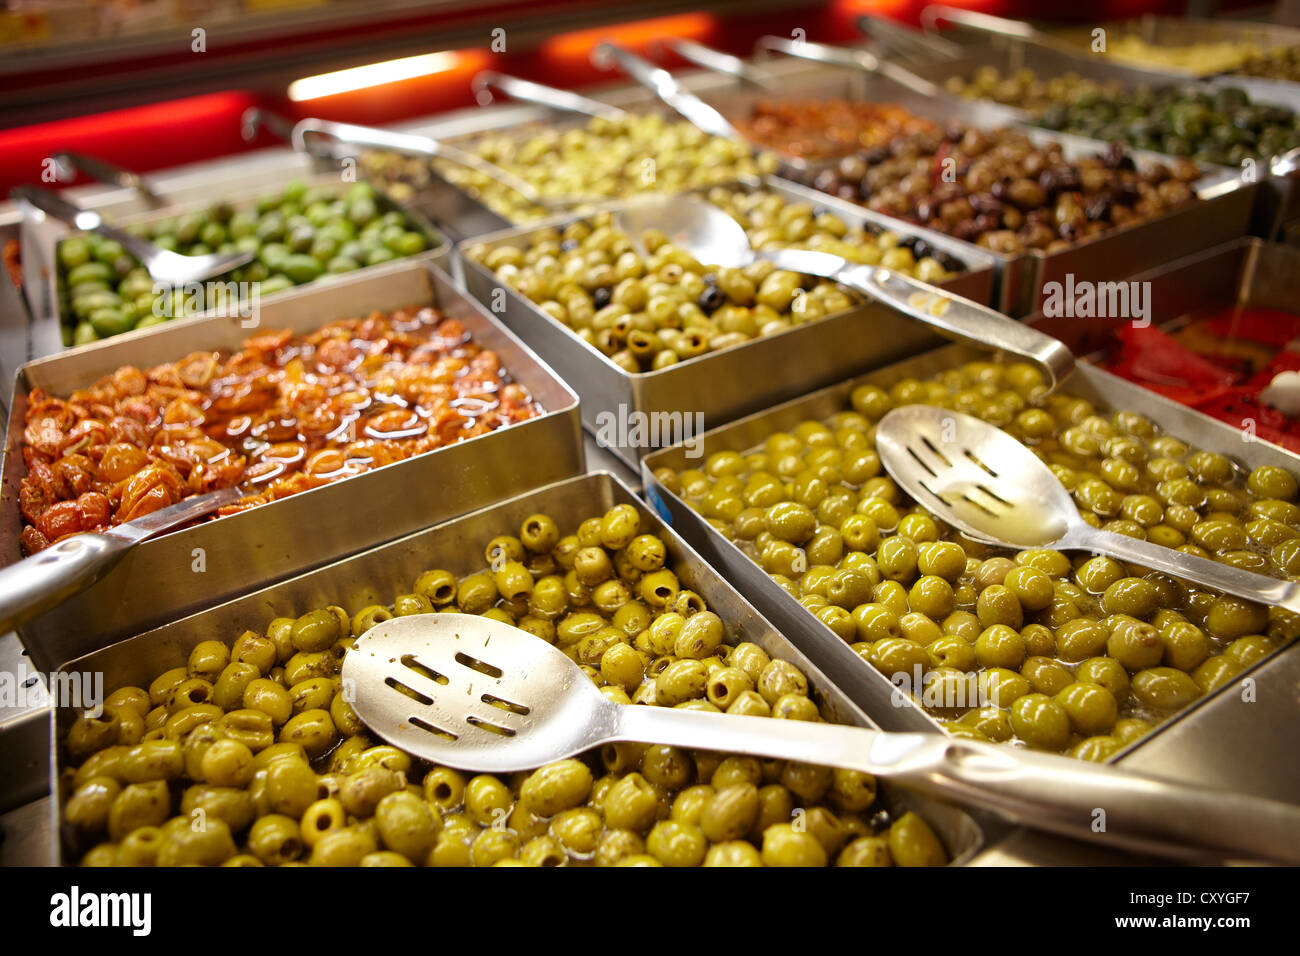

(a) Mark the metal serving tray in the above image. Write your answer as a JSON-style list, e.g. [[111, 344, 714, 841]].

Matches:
[[640, 342, 1300, 744], [353, 56, 878, 242], [1031, 236, 1300, 363], [731, 65, 1255, 318], [459, 177, 998, 468], [890, 36, 1300, 242], [1049, 16, 1300, 80], [46, 470, 988, 866], [17, 169, 450, 361], [2, 260, 584, 674]]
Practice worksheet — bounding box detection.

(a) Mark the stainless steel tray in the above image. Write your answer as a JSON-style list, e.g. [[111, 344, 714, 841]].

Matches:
[[741, 66, 1255, 317], [640, 342, 1300, 743], [1031, 236, 1300, 362], [357, 56, 879, 241], [3, 260, 583, 674], [46, 470, 989, 866], [459, 176, 999, 468], [1049, 16, 1300, 80], [892, 37, 1300, 241], [18, 169, 450, 360]]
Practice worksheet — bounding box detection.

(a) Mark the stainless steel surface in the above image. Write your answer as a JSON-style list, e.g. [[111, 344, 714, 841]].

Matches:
[[614, 193, 1074, 389], [755, 34, 946, 100], [3, 261, 583, 674], [0, 486, 241, 635], [13, 184, 255, 286], [460, 177, 998, 466], [0, 797, 54, 867], [292, 117, 599, 212], [347, 612, 1300, 863], [50, 154, 164, 206], [858, 14, 963, 62], [641, 341, 1300, 742], [592, 42, 745, 143], [877, 403, 1300, 611], [49, 471, 988, 866], [471, 71, 629, 119], [1029, 237, 1300, 365]]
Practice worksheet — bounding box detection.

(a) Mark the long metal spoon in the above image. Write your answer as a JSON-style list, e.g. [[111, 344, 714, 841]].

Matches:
[[591, 43, 747, 143], [876, 404, 1300, 612], [471, 71, 628, 120], [0, 485, 243, 634], [12, 186, 254, 286], [614, 194, 1075, 391], [290, 118, 600, 212], [343, 613, 1300, 863]]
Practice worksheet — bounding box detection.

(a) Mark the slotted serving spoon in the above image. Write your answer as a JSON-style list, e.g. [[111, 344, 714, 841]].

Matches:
[[344, 614, 1300, 863], [614, 195, 1075, 391], [12, 186, 254, 286], [876, 404, 1300, 612]]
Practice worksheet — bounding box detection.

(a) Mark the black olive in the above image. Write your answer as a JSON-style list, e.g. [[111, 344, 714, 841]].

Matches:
[[910, 238, 932, 260], [592, 286, 612, 309], [937, 251, 965, 272], [1085, 194, 1113, 221], [969, 192, 1003, 215], [1114, 181, 1141, 205], [1102, 141, 1135, 171], [697, 286, 726, 313], [560, 238, 579, 252], [813, 168, 840, 194], [869, 809, 893, 832]]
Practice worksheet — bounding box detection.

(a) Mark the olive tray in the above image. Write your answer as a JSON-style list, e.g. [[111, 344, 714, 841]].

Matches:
[[2, 259, 584, 674], [458, 176, 999, 469], [46, 470, 989, 866], [17, 169, 451, 362], [639, 341, 1300, 784]]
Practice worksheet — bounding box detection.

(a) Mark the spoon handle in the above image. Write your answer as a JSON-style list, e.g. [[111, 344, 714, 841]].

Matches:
[[759, 247, 1075, 391], [1074, 525, 1300, 613], [615, 704, 1300, 863], [0, 533, 132, 634], [12, 185, 163, 267], [289, 118, 547, 206], [472, 71, 627, 119]]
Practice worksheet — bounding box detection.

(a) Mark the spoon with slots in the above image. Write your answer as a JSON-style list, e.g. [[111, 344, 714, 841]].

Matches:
[[344, 612, 1300, 863], [12, 186, 254, 286], [875, 404, 1300, 612], [614, 195, 1075, 391]]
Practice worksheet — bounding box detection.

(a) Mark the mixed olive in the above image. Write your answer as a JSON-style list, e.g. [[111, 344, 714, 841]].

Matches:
[[57, 180, 433, 346], [464, 188, 963, 373], [800, 126, 1201, 254], [60, 505, 950, 867], [1233, 46, 1300, 82], [946, 67, 1300, 165], [653, 360, 1300, 757], [364, 113, 778, 225]]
